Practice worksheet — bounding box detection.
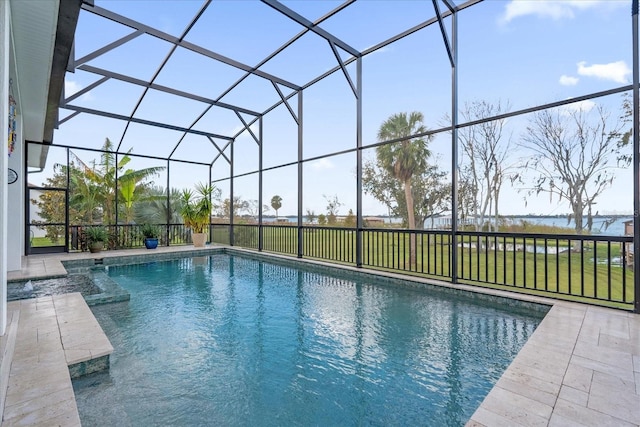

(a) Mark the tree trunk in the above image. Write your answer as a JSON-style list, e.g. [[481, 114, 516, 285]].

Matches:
[[572, 202, 583, 252], [404, 178, 417, 267]]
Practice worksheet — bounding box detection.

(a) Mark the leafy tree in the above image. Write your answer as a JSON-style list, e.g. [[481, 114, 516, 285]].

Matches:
[[219, 196, 249, 219], [517, 104, 627, 234], [71, 138, 164, 224], [344, 209, 356, 227], [30, 164, 73, 243], [68, 161, 101, 224], [363, 159, 450, 229], [134, 186, 184, 225], [271, 195, 282, 217], [617, 92, 634, 166], [324, 194, 342, 225], [317, 214, 327, 225]]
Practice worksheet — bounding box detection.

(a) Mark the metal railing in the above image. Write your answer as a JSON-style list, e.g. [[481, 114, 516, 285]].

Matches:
[[65, 222, 634, 309], [263, 224, 298, 255], [362, 229, 451, 278], [456, 231, 632, 305], [68, 223, 193, 250], [303, 226, 356, 264], [218, 223, 633, 309]]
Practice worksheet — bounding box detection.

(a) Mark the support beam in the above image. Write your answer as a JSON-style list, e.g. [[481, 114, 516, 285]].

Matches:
[[208, 166, 213, 244], [206, 136, 231, 164], [328, 40, 357, 97], [432, 0, 454, 68], [214, 0, 354, 107], [77, 65, 262, 116], [230, 140, 235, 246], [166, 159, 171, 246], [64, 75, 109, 103], [632, 0, 639, 312], [235, 111, 261, 145], [297, 91, 304, 258], [81, 3, 301, 90], [450, 7, 459, 284], [271, 82, 299, 125], [261, 0, 361, 58], [62, 104, 234, 140], [74, 30, 144, 67], [210, 140, 233, 167], [259, 116, 264, 252], [114, 0, 212, 152], [356, 58, 363, 267], [57, 111, 80, 126]]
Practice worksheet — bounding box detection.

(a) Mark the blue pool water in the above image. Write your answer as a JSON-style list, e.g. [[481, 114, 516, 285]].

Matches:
[[73, 254, 546, 426]]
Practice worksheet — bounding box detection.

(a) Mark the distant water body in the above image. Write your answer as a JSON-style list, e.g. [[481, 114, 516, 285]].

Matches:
[[507, 216, 632, 236], [263, 216, 633, 236]]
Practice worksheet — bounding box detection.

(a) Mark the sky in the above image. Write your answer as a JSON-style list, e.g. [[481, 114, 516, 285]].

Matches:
[[43, 0, 634, 218]]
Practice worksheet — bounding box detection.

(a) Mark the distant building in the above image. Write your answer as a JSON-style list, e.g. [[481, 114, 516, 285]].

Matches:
[[364, 217, 385, 227]]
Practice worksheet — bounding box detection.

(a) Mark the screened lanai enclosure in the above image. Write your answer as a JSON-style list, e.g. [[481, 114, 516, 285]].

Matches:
[[27, 0, 640, 311]]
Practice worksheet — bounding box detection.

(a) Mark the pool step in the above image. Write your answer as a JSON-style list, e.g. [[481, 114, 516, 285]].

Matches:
[[1, 293, 113, 426]]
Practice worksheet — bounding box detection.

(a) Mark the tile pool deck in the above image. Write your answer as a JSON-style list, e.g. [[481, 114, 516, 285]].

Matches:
[[4, 246, 640, 426], [1, 294, 112, 426]]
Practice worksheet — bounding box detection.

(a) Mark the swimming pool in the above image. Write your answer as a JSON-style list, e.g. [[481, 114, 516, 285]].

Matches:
[[73, 253, 546, 426]]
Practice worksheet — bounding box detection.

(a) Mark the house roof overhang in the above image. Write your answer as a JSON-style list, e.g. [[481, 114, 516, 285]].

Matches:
[[10, 0, 82, 168]]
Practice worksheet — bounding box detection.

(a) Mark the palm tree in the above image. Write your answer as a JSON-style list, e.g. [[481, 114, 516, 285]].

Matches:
[[118, 168, 165, 223], [134, 186, 183, 225], [377, 111, 431, 265], [71, 138, 165, 224], [271, 195, 282, 218], [69, 163, 101, 223]]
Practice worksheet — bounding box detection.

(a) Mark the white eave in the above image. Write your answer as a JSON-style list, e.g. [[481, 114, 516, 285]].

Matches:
[[10, 0, 60, 144], [9, 0, 81, 169]]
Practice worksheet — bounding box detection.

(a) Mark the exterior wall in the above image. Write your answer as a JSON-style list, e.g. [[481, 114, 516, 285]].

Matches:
[[5, 0, 27, 271], [0, 0, 11, 336], [6, 107, 22, 272]]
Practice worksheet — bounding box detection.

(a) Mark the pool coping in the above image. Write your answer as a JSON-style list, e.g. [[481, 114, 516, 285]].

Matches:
[[5, 245, 640, 425], [1, 293, 113, 426]]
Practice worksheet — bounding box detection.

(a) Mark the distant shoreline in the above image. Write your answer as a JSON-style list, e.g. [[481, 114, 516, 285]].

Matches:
[[262, 214, 634, 219]]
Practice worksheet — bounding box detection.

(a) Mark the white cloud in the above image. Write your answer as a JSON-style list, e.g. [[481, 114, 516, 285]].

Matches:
[[65, 80, 93, 101], [559, 99, 596, 115], [500, 0, 611, 24], [310, 158, 334, 171], [577, 60, 631, 84], [559, 75, 579, 86], [363, 45, 390, 56], [229, 125, 245, 136], [231, 123, 259, 139]]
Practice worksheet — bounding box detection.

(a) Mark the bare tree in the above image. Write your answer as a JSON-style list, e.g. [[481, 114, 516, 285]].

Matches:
[[458, 100, 512, 231], [323, 194, 343, 225], [517, 104, 627, 234], [245, 200, 269, 221], [305, 208, 316, 224], [457, 169, 478, 228]]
